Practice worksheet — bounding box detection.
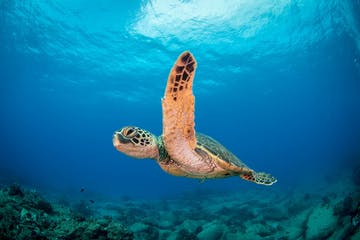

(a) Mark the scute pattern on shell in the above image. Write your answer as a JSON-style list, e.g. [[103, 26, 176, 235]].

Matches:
[[196, 133, 247, 169]]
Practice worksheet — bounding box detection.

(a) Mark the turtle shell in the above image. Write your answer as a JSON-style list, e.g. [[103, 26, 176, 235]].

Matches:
[[196, 133, 248, 169]]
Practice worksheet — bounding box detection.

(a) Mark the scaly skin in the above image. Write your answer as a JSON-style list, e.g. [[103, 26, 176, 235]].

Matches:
[[162, 51, 214, 176], [112, 52, 277, 186]]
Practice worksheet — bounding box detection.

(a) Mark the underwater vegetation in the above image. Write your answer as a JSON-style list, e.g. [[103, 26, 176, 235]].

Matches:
[[0, 170, 359, 240]]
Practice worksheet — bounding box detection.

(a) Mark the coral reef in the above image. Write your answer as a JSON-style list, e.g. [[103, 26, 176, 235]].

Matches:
[[100, 176, 359, 240], [1, 173, 359, 240], [0, 184, 133, 240]]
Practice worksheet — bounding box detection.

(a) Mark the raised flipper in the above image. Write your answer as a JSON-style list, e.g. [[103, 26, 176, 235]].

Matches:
[[240, 171, 277, 186], [162, 51, 197, 148], [162, 51, 214, 174]]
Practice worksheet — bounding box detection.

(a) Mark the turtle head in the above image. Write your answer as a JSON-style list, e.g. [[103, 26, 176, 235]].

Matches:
[[113, 126, 159, 159]]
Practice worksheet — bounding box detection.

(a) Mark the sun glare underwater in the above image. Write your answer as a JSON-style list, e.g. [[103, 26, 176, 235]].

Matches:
[[0, 0, 360, 239]]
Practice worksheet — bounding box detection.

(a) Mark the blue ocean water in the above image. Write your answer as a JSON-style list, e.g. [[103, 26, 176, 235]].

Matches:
[[0, 0, 359, 200]]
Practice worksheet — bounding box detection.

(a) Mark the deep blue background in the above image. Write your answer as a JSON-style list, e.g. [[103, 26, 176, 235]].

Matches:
[[0, 0, 359, 199]]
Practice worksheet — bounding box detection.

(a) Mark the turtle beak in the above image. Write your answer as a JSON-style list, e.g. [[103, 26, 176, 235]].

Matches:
[[113, 131, 131, 145], [112, 132, 120, 148], [113, 132, 126, 154]]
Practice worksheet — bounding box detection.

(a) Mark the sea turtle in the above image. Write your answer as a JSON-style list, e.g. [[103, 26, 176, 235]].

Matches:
[[113, 51, 277, 185]]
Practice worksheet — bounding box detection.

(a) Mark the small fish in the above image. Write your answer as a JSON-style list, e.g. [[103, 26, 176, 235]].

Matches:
[[80, 188, 85, 192], [89, 200, 95, 204]]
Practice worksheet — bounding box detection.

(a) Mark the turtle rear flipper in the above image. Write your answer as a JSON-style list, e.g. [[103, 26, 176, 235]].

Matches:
[[240, 171, 277, 186]]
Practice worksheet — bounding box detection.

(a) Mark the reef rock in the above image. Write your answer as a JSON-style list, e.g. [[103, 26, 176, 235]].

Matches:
[[129, 222, 148, 233], [0, 185, 134, 240], [180, 219, 205, 234], [305, 204, 337, 239], [197, 221, 225, 240]]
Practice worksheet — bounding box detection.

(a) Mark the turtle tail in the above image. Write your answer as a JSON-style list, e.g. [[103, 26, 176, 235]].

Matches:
[[240, 171, 277, 186]]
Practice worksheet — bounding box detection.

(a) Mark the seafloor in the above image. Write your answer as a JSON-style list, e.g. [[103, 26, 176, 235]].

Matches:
[[0, 167, 359, 240]]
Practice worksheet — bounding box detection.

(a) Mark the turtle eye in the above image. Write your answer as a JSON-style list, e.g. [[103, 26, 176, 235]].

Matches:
[[122, 127, 137, 138]]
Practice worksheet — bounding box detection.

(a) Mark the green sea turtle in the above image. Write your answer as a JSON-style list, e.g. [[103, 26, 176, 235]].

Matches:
[[113, 51, 277, 185]]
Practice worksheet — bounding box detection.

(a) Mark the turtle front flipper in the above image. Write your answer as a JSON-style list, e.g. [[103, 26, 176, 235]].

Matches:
[[240, 171, 277, 186], [162, 51, 213, 175], [162, 51, 197, 148]]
